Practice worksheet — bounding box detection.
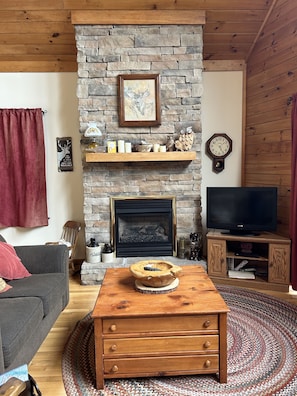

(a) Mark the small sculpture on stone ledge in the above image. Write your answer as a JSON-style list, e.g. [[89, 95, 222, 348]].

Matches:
[[166, 135, 175, 152], [189, 232, 202, 261], [175, 126, 194, 151]]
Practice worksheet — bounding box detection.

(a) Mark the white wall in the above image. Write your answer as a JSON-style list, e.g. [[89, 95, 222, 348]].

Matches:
[[0, 73, 85, 257], [201, 71, 243, 241], [0, 71, 243, 258]]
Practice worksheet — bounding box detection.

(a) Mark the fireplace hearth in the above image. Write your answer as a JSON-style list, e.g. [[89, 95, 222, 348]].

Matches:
[[112, 198, 176, 257]]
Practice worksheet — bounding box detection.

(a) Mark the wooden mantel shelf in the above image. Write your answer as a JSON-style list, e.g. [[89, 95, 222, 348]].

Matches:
[[85, 151, 196, 163], [72, 10, 206, 26]]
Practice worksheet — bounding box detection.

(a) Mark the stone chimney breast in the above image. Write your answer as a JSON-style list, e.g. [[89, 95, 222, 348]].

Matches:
[[75, 23, 203, 248]]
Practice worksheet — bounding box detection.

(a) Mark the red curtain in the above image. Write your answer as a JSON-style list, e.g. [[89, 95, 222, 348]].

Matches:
[[290, 94, 297, 290], [0, 108, 48, 227]]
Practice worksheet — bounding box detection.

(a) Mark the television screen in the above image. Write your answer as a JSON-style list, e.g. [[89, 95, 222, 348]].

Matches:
[[206, 187, 278, 235]]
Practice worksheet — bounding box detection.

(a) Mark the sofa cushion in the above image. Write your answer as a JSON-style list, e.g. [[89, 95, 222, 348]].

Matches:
[[0, 297, 43, 367], [0, 273, 67, 316], [0, 242, 31, 280]]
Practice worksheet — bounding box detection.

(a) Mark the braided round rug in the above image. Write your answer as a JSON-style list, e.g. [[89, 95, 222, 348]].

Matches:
[[62, 285, 297, 396]]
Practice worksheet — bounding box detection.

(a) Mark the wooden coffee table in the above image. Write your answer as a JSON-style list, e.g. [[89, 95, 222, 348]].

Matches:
[[92, 265, 229, 389]]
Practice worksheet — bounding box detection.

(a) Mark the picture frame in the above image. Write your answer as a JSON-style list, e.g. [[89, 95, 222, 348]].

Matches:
[[56, 137, 73, 172], [118, 73, 161, 127]]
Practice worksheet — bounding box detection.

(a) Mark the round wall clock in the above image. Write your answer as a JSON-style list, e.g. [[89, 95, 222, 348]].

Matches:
[[206, 133, 232, 173]]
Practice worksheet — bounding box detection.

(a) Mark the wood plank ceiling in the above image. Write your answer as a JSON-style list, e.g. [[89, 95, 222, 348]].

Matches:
[[0, 0, 276, 72]]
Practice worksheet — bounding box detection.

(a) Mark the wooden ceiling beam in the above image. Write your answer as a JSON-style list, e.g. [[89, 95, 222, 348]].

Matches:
[[204, 59, 246, 71], [0, 60, 77, 72]]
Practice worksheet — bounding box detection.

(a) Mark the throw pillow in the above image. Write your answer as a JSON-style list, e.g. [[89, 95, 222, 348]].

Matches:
[[0, 277, 12, 293], [0, 242, 31, 280]]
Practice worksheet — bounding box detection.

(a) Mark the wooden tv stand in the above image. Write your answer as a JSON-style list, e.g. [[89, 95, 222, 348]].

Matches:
[[207, 231, 291, 292]]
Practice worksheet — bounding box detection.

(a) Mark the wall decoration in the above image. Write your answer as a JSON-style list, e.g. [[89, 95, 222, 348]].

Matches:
[[56, 137, 73, 172], [118, 74, 161, 127], [206, 133, 232, 173]]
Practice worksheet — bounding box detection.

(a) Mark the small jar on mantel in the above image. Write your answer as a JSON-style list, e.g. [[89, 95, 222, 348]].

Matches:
[[101, 243, 114, 263], [86, 238, 101, 264]]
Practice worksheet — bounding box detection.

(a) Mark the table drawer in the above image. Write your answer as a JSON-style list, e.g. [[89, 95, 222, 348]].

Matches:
[[103, 315, 218, 334], [104, 355, 219, 376], [104, 335, 219, 355]]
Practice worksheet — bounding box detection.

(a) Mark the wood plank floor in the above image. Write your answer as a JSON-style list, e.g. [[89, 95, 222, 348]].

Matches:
[[28, 270, 297, 396], [29, 272, 100, 396]]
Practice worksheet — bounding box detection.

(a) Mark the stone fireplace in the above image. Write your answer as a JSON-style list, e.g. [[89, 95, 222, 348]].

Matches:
[[74, 19, 204, 264]]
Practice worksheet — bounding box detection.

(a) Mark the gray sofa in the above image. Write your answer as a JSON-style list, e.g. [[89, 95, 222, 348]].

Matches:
[[0, 235, 69, 374]]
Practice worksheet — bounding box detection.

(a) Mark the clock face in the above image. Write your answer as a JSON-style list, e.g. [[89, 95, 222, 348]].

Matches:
[[207, 134, 232, 158]]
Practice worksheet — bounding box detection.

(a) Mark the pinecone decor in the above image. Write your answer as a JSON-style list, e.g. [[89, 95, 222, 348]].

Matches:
[[174, 126, 194, 151]]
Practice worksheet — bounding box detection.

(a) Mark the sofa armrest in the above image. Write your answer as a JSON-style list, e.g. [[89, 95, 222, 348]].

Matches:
[[14, 245, 69, 275]]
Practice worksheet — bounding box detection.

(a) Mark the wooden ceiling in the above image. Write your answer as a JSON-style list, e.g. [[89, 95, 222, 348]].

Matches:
[[0, 0, 277, 72]]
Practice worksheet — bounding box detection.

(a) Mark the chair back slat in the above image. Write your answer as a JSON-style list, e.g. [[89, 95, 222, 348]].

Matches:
[[61, 221, 82, 257]]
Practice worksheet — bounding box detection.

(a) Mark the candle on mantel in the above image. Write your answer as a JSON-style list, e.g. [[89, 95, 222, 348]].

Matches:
[[125, 142, 132, 153], [118, 140, 125, 153]]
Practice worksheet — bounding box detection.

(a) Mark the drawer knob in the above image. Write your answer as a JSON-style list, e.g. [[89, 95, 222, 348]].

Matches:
[[111, 344, 117, 351], [203, 320, 211, 328], [204, 341, 211, 348], [204, 360, 211, 368], [112, 365, 119, 373], [110, 324, 117, 332]]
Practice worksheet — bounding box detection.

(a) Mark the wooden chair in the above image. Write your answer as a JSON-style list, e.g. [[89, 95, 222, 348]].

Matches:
[[46, 221, 81, 271]]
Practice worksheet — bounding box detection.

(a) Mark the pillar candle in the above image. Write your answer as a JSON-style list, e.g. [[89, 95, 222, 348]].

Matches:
[[153, 143, 160, 152], [125, 142, 132, 153], [118, 140, 125, 153]]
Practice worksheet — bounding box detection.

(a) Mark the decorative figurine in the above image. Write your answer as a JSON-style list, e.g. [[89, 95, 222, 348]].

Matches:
[[175, 126, 194, 151], [166, 135, 175, 152], [189, 232, 202, 261]]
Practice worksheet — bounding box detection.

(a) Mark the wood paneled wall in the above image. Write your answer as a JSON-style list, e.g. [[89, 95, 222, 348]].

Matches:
[[245, 0, 296, 237]]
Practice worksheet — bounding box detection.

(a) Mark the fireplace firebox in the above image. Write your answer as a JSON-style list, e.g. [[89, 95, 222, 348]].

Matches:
[[112, 197, 176, 257]]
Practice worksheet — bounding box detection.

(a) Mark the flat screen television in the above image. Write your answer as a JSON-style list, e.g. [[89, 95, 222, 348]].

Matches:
[[206, 186, 278, 235]]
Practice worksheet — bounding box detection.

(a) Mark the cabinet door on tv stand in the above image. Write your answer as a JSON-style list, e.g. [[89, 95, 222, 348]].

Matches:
[[207, 239, 227, 277], [268, 243, 290, 284]]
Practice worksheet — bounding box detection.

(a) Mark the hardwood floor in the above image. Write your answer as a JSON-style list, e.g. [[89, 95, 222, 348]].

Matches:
[[29, 272, 100, 396], [28, 270, 297, 396]]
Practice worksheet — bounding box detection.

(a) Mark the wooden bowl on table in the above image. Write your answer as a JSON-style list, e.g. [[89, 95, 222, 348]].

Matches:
[[129, 260, 182, 288]]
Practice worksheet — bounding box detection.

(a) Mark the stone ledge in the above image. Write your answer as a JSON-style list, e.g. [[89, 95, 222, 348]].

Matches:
[[80, 256, 206, 285]]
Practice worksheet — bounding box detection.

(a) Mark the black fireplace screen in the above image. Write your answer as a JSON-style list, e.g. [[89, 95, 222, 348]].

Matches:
[[113, 198, 175, 257]]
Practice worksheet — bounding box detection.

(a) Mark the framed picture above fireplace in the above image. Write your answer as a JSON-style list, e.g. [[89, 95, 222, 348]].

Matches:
[[118, 73, 161, 127]]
